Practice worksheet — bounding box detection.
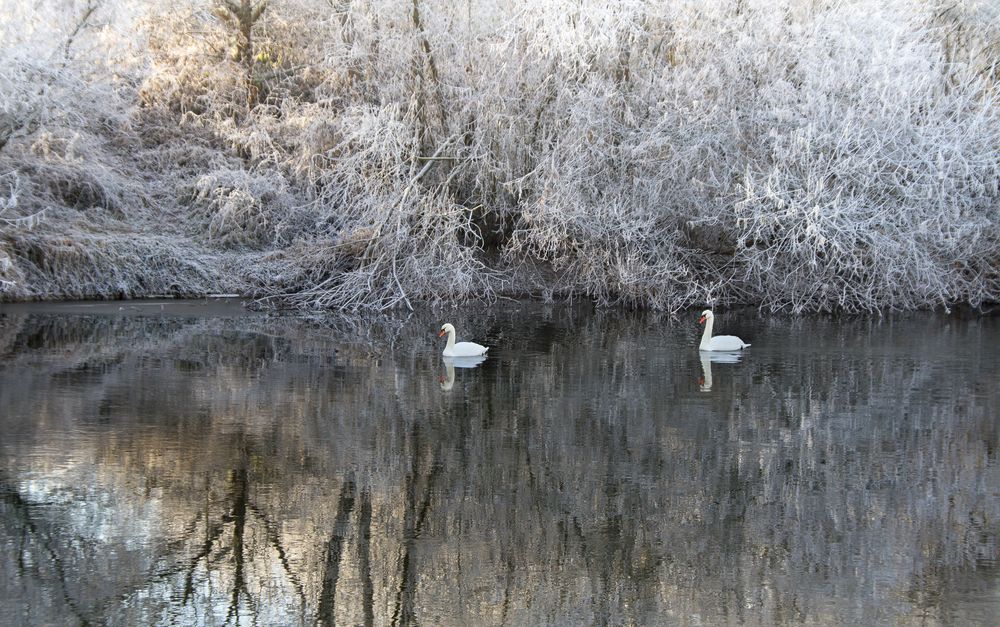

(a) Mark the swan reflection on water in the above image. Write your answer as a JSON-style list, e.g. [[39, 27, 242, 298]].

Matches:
[[698, 350, 743, 392], [439, 354, 487, 390]]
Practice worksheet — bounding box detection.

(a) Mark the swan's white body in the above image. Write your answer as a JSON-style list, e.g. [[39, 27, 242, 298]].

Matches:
[[698, 310, 750, 351], [439, 323, 488, 357]]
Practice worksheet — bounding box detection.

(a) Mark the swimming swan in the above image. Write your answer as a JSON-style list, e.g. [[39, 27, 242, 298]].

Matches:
[[698, 310, 750, 351], [439, 323, 489, 357]]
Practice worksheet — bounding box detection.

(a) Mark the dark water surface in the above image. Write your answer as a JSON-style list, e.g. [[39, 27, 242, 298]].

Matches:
[[1, 300, 998, 625]]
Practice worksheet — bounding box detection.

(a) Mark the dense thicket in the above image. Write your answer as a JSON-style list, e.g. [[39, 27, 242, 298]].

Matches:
[[1, 0, 998, 312]]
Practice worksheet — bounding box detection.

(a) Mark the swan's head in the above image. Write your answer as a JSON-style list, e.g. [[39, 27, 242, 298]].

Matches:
[[438, 323, 455, 338], [698, 309, 713, 325]]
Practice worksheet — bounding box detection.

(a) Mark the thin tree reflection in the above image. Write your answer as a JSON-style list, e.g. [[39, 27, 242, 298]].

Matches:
[[318, 473, 355, 625], [0, 478, 90, 625]]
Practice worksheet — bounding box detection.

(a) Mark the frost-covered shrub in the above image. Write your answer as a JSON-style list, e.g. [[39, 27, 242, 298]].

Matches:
[[227, 0, 999, 311], [24, 131, 143, 215], [0, 172, 29, 292], [191, 168, 298, 249], [4, 232, 225, 300], [138, 1, 330, 118], [0, 1, 239, 300], [251, 103, 498, 310], [138, 7, 248, 117], [0, 33, 148, 296], [717, 2, 1000, 311]]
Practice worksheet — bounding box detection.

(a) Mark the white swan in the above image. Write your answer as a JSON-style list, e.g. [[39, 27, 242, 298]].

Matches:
[[698, 310, 750, 351], [439, 323, 488, 357]]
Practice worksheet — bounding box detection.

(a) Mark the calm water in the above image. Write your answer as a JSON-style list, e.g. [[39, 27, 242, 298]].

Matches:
[[1, 300, 998, 626]]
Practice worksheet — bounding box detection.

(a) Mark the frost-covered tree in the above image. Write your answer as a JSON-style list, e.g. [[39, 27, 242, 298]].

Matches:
[[214, 0, 269, 106]]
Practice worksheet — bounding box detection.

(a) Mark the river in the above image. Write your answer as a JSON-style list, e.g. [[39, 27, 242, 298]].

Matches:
[[1, 300, 998, 625]]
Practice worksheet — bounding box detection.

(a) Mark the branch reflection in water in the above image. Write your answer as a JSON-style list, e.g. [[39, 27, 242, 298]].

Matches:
[[0, 302, 998, 625]]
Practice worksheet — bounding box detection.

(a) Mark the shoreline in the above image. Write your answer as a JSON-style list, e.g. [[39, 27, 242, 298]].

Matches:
[[1, 294, 997, 318]]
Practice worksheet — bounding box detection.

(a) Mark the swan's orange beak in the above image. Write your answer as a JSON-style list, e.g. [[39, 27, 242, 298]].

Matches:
[[438, 329, 446, 337], [698, 315, 706, 324]]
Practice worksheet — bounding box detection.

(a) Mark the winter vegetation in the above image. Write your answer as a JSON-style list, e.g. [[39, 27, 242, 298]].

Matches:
[[0, 0, 998, 312]]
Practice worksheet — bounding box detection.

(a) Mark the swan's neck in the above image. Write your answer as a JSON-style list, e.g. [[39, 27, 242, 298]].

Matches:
[[445, 328, 456, 351], [699, 317, 714, 350]]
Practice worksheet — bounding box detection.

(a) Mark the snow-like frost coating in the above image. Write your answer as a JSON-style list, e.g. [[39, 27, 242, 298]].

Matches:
[[1, 0, 998, 312]]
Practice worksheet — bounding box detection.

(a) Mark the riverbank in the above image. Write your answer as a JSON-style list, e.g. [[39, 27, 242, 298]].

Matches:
[[2, 1, 998, 313]]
